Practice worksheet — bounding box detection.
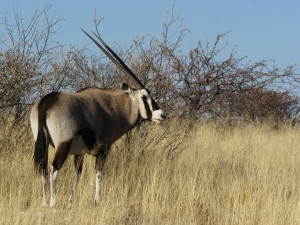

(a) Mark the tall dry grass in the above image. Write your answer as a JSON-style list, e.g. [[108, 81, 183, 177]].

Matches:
[[1, 120, 300, 224]]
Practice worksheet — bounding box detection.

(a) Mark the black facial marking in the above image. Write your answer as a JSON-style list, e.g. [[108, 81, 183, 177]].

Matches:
[[151, 98, 160, 111], [142, 97, 152, 120]]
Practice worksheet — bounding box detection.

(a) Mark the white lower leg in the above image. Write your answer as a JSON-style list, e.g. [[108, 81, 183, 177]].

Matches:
[[69, 171, 81, 204], [42, 174, 48, 206], [49, 165, 58, 207], [94, 170, 102, 204]]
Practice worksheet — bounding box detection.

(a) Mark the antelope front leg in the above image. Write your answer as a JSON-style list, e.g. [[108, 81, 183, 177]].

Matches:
[[94, 154, 106, 204], [41, 173, 48, 206], [94, 170, 103, 204]]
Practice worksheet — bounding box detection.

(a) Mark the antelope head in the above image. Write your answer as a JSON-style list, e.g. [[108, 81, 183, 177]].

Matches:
[[81, 29, 166, 123]]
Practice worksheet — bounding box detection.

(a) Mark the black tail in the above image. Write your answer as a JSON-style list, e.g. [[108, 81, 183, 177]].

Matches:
[[32, 92, 59, 176], [33, 129, 48, 176]]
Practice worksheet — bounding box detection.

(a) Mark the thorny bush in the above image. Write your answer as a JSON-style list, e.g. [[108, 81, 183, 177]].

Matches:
[[1, 4, 300, 131]]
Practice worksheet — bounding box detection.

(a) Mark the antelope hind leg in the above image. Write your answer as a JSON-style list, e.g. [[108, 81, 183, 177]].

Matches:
[[68, 155, 84, 207]]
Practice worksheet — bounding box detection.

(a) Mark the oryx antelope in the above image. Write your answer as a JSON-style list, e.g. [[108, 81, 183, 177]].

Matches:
[[30, 29, 166, 207]]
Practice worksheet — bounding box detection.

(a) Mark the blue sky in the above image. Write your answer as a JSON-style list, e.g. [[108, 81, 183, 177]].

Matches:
[[0, 0, 299, 71]]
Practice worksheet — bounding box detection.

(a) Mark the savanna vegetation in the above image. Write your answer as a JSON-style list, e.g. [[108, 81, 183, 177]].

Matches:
[[1, 121, 300, 224], [1, 4, 300, 225]]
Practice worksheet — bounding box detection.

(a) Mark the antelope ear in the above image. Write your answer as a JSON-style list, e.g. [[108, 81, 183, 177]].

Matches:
[[121, 82, 134, 94]]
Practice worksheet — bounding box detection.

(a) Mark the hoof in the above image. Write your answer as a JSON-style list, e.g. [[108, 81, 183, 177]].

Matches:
[[67, 202, 73, 209], [94, 197, 100, 205], [50, 200, 56, 207], [42, 202, 49, 207]]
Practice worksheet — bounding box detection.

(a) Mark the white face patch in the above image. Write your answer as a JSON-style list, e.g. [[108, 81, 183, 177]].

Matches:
[[124, 84, 166, 123], [136, 89, 165, 123], [152, 109, 165, 123]]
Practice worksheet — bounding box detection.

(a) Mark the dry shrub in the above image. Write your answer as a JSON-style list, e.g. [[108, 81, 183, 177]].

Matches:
[[1, 120, 300, 224], [2, 4, 299, 130]]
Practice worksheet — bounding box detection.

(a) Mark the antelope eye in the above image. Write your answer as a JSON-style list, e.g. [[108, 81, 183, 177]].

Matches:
[[141, 95, 148, 101]]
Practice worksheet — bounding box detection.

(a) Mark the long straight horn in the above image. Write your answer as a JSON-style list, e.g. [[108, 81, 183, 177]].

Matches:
[[91, 31, 145, 89], [81, 29, 145, 89]]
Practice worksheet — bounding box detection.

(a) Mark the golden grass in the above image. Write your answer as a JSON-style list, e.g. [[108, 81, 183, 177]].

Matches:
[[1, 121, 300, 224]]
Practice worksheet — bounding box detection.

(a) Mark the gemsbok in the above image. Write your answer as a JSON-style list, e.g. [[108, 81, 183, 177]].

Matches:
[[30, 29, 166, 207]]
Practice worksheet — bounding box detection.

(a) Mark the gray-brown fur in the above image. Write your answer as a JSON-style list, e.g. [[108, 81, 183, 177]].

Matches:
[[33, 86, 142, 155], [30, 31, 166, 207]]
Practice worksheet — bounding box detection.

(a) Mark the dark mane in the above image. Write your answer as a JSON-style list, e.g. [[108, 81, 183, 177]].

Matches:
[[76, 86, 116, 93]]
